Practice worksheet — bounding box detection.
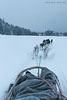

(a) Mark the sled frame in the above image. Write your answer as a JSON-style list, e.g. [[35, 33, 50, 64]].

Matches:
[[5, 66, 63, 100]]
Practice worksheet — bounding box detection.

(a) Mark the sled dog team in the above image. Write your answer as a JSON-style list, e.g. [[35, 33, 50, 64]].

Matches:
[[33, 39, 53, 59]]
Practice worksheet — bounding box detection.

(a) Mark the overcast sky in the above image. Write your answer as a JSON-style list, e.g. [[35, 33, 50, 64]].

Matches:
[[0, 0, 67, 32]]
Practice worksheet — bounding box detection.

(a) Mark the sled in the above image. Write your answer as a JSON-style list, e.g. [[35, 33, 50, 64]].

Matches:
[[5, 66, 63, 100]]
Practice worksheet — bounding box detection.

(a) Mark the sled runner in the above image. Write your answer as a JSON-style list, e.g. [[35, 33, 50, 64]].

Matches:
[[5, 66, 67, 100]]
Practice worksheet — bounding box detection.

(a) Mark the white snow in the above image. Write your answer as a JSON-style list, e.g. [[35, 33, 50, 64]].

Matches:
[[0, 35, 67, 100]]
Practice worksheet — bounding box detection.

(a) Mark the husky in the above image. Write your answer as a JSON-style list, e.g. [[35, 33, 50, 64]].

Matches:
[[40, 39, 53, 58], [43, 39, 53, 44], [32, 45, 39, 59], [33, 39, 53, 59]]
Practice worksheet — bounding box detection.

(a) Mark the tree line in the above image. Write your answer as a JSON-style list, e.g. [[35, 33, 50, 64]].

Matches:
[[0, 18, 67, 36]]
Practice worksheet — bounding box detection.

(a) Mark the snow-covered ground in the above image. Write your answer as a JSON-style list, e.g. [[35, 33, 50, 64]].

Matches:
[[0, 35, 67, 100]]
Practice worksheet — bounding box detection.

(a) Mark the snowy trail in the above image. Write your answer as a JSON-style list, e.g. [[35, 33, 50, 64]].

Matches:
[[0, 35, 67, 100]]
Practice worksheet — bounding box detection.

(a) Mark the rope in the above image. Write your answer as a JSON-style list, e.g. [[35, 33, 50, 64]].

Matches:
[[38, 56, 42, 76], [39, 55, 42, 66], [39, 76, 67, 100]]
